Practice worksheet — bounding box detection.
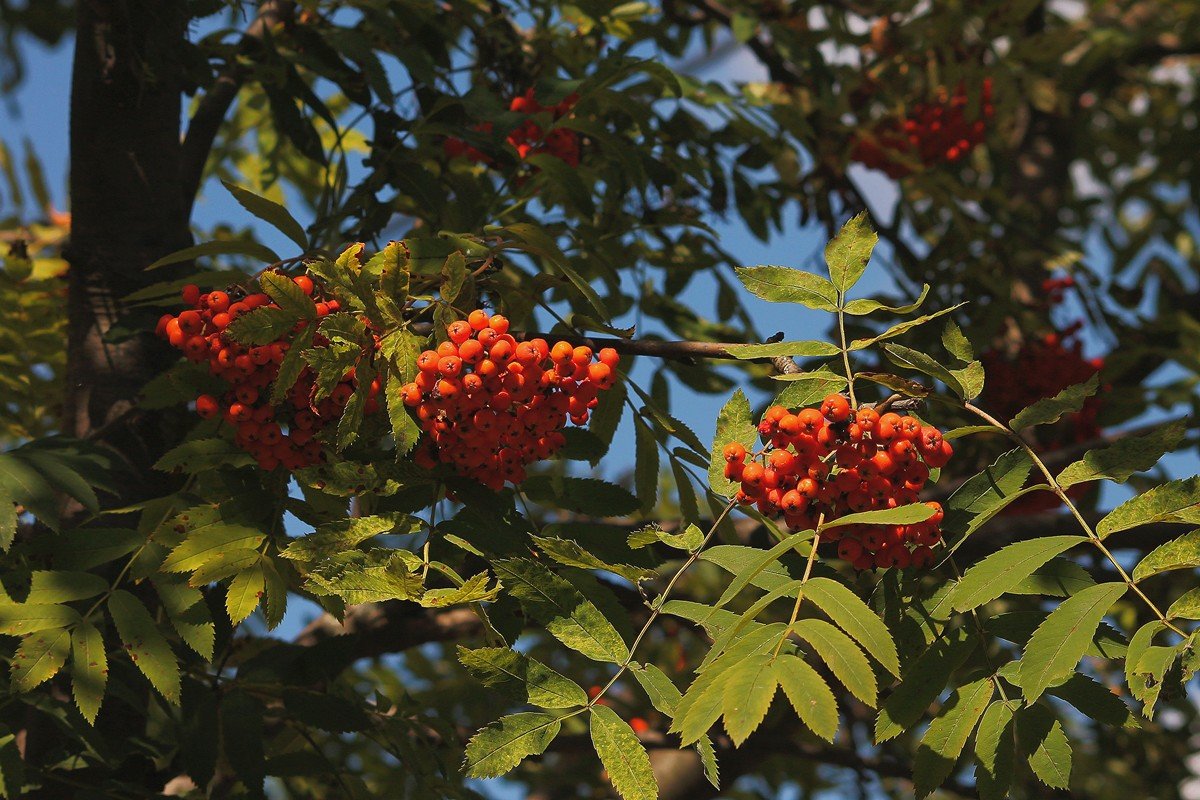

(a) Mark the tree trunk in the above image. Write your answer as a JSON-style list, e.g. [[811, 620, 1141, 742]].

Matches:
[[64, 0, 191, 463]]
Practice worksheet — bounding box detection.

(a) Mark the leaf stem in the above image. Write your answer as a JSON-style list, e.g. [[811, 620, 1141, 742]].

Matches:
[[589, 499, 738, 708], [837, 297, 857, 407], [773, 524, 823, 658], [962, 402, 1186, 637]]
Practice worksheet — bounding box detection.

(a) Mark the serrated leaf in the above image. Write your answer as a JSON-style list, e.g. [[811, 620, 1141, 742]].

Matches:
[[188, 548, 262, 586], [1021, 705, 1072, 789], [271, 324, 315, 404], [773, 654, 839, 742], [792, 618, 876, 706], [590, 704, 657, 800], [107, 590, 180, 704], [1167, 586, 1200, 619], [1010, 374, 1099, 431], [725, 340, 841, 359], [260, 557, 288, 630], [1018, 582, 1128, 702], [531, 535, 651, 582], [154, 579, 214, 660], [855, 371, 931, 398], [804, 577, 900, 676], [881, 342, 967, 398], [912, 677, 994, 798], [843, 284, 930, 315], [1058, 419, 1187, 488], [1047, 673, 1134, 726], [225, 306, 297, 346], [875, 628, 976, 743], [419, 572, 501, 607], [629, 523, 703, 552], [24, 570, 108, 604], [735, 266, 838, 310], [826, 212, 877, 293], [942, 448, 1035, 537], [1008, 557, 1097, 597], [0, 484, 14, 553], [630, 662, 683, 716], [850, 304, 965, 351], [772, 372, 847, 408], [11, 627, 70, 692], [71, 622, 107, 724], [941, 321, 974, 362], [161, 525, 265, 573], [1133, 529, 1200, 582], [711, 529, 811, 611], [949, 536, 1086, 611], [633, 415, 658, 514], [0, 603, 80, 636], [522, 476, 638, 517], [493, 558, 628, 663], [458, 646, 588, 708], [463, 712, 564, 779], [259, 271, 317, 320], [721, 653, 778, 746], [221, 180, 309, 252], [281, 513, 420, 562], [226, 561, 265, 625], [709, 389, 757, 496], [1097, 476, 1200, 538], [974, 700, 1016, 800], [154, 438, 255, 473], [145, 239, 280, 271], [823, 502, 936, 529]]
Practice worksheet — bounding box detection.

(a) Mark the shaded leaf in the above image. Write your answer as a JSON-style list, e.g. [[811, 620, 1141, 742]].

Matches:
[[1018, 582, 1128, 702]]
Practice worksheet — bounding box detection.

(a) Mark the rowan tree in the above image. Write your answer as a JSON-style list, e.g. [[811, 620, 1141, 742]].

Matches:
[[1, 2, 1199, 799]]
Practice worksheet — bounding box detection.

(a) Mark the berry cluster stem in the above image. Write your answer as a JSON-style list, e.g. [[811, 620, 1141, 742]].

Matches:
[[963, 402, 1186, 637], [773, 522, 823, 659], [588, 500, 739, 709]]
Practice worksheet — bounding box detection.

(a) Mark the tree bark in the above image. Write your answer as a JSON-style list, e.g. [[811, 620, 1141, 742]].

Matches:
[[64, 0, 191, 464]]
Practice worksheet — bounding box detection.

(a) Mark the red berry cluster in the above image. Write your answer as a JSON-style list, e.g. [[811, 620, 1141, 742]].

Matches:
[[852, 79, 994, 179], [156, 276, 381, 472], [444, 89, 581, 167], [981, 324, 1104, 514], [722, 395, 953, 571], [401, 311, 619, 490]]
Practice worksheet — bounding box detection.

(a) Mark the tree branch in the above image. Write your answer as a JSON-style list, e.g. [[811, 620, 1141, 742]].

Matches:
[[179, 0, 294, 208]]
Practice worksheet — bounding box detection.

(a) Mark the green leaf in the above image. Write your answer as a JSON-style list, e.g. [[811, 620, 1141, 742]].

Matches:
[[225, 306, 298, 346], [826, 212, 877, 293], [1008, 558, 1097, 597], [154, 438, 255, 473], [107, 590, 180, 704], [1058, 419, 1188, 488], [10, 627, 70, 692], [226, 561, 265, 625], [161, 525, 265, 574], [630, 662, 683, 716], [876, 629, 976, 742], [629, 523, 703, 552], [912, 678, 994, 798], [499, 223, 609, 319], [1132, 529, 1200, 582], [1018, 582, 1128, 702], [974, 700, 1016, 800], [842, 284, 930, 315], [493, 558, 629, 662], [720, 653, 779, 746], [724, 340, 841, 359], [259, 270, 317, 320], [822, 502, 936, 529], [154, 579, 214, 660], [260, 557, 288, 630], [709, 389, 757, 496], [71, 621, 107, 724], [281, 514, 420, 562], [941, 321, 974, 362], [1021, 705, 1073, 789], [710, 529, 811, 611], [804, 577, 900, 676], [145, 239, 280, 271], [1009, 374, 1099, 430], [1047, 674, 1134, 726], [271, 324, 315, 404], [522, 476, 638, 518], [1167, 587, 1200, 619], [772, 371, 847, 408], [791, 618, 876, 707], [1127, 624, 1174, 717], [305, 551, 423, 604], [881, 342, 968, 398], [850, 304, 965, 351], [188, 548, 262, 586], [221, 180, 309, 252], [463, 712, 565, 779], [1097, 476, 1200, 538], [734, 265, 838, 310], [531, 535, 652, 582], [24, 570, 108, 604], [0, 603, 80, 635], [949, 536, 1087, 611], [942, 448, 1035, 537], [0, 484, 14, 553], [773, 654, 839, 742], [458, 646, 588, 709], [419, 572, 501, 607], [590, 704, 657, 800], [633, 415, 658, 514]]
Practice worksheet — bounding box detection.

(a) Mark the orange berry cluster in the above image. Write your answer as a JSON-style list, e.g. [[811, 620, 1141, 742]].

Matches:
[[156, 275, 380, 472], [852, 79, 994, 179], [401, 311, 619, 490], [444, 89, 581, 167], [722, 395, 952, 571], [981, 324, 1104, 514]]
